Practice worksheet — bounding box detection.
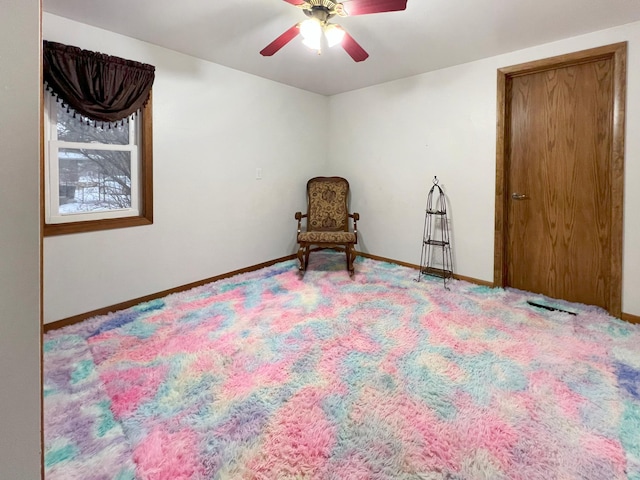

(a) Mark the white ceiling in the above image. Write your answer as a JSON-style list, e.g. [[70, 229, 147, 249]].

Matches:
[[43, 0, 640, 96]]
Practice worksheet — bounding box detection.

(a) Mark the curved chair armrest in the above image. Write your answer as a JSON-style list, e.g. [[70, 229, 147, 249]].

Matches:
[[349, 212, 360, 243], [295, 212, 307, 234]]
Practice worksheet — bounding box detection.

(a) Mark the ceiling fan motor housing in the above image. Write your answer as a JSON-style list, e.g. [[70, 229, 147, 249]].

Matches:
[[306, 0, 339, 9], [303, 0, 346, 19], [304, 6, 334, 22]]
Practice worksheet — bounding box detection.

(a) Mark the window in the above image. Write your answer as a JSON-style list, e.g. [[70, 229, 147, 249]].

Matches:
[[43, 93, 153, 236]]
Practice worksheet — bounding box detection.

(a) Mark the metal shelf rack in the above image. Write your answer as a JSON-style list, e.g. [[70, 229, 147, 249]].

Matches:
[[416, 176, 454, 288]]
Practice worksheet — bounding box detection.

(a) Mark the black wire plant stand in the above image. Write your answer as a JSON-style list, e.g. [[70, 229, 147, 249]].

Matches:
[[416, 176, 454, 289]]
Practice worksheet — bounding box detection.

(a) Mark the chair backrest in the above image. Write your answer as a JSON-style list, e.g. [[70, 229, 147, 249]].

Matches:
[[306, 177, 350, 232]]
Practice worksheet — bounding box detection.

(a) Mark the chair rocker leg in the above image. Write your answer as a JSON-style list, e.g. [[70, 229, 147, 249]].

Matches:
[[347, 244, 355, 276], [297, 245, 306, 273]]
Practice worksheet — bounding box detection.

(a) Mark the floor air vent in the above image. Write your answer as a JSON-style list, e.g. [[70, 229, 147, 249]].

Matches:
[[527, 300, 577, 316]]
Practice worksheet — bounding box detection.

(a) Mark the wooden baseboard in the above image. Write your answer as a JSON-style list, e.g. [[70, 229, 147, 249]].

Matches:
[[43, 254, 297, 332], [44, 251, 640, 331], [621, 312, 640, 324], [355, 251, 494, 287]]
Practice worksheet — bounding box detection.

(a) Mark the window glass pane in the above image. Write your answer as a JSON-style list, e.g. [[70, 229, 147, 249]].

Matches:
[[56, 106, 130, 145], [58, 148, 132, 215]]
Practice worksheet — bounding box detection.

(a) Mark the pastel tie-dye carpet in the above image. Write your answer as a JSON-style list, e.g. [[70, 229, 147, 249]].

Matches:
[[44, 251, 640, 480]]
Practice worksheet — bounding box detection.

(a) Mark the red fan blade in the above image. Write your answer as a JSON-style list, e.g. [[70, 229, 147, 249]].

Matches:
[[342, 0, 407, 16], [342, 31, 369, 62], [260, 24, 300, 57], [282, 0, 305, 4]]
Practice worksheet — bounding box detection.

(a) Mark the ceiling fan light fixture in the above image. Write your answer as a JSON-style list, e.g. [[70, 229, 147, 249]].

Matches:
[[324, 24, 345, 47], [300, 18, 322, 41]]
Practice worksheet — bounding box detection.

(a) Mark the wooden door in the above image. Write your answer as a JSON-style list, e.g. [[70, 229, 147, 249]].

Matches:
[[494, 44, 626, 316]]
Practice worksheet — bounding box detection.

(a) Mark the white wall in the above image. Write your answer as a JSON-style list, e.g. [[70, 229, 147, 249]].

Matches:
[[327, 21, 640, 316], [0, 0, 42, 476], [43, 14, 329, 323]]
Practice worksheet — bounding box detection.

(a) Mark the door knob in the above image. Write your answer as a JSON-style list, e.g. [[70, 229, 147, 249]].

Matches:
[[511, 193, 528, 200]]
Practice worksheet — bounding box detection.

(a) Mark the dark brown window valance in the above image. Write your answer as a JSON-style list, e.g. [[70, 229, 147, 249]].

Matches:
[[43, 40, 155, 124]]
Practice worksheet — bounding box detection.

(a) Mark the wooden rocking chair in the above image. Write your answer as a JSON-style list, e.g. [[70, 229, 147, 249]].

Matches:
[[295, 176, 360, 276]]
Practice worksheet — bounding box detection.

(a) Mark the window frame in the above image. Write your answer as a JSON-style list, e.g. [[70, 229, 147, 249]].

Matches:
[[43, 91, 153, 236]]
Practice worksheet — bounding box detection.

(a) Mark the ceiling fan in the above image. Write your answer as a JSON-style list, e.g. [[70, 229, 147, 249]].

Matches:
[[260, 0, 408, 62]]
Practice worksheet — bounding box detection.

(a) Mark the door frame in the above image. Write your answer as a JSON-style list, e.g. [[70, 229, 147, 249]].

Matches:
[[493, 42, 627, 317]]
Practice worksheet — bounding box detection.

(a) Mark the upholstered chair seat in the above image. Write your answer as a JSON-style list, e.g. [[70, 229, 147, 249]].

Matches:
[[297, 231, 356, 243]]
